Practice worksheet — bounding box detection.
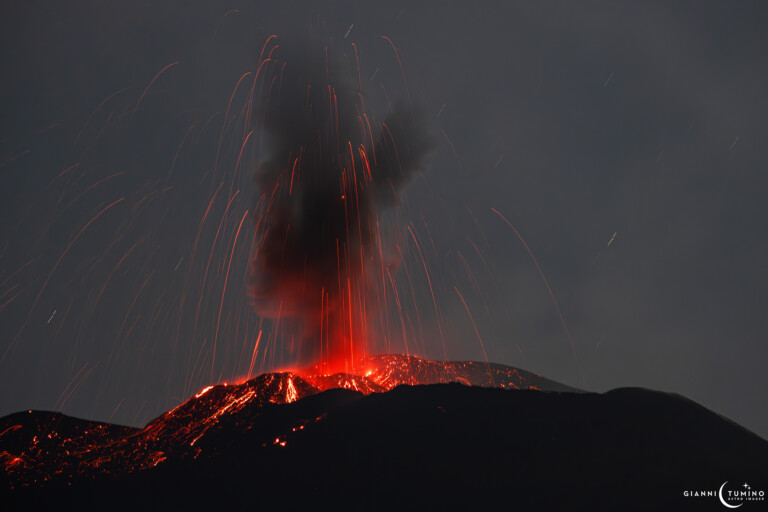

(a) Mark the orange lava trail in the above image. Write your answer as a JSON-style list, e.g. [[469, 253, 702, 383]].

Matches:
[[247, 330, 263, 379], [211, 9, 240, 39], [212, 209, 249, 381], [175, 181, 224, 355], [491, 207, 585, 384], [193, 190, 240, 341], [407, 225, 446, 360], [230, 130, 254, 198], [95, 238, 143, 305], [63, 172, 125, 211], [74, 88, 130, 146], [126, 62, 180, 131], [380, 35, 411, 107], [215, 72, 252, 176], [454, 286, 494, 384], [167, 121, 199, 179]]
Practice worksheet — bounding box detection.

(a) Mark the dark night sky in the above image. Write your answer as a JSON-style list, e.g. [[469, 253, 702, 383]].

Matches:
[[1, 1, 767, 439]]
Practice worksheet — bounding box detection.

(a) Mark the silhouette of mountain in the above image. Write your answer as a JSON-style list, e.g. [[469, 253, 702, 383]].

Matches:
[[2, 355, 766, 511]]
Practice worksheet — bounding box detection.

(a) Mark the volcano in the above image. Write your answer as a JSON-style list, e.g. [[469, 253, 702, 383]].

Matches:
[[2, 354, 767, 511]]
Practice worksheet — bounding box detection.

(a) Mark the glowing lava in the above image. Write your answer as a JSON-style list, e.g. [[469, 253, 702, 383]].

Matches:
[[0, 354, 578, 489]]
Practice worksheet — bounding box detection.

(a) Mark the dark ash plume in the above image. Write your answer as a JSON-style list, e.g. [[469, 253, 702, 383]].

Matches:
[[249, 38, 432, 369]]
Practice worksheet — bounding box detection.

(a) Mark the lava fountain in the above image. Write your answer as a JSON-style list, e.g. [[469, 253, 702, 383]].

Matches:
[[248, 37, 432, 374]]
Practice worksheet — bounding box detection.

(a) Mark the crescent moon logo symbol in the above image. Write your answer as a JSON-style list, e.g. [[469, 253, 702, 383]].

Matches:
[[719, 481, 743, 509]]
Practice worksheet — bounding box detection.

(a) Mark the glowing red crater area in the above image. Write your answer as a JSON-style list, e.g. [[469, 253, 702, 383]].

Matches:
[[0, 354, 577, 488]]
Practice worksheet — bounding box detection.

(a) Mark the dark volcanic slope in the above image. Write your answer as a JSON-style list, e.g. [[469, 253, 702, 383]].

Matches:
[[346, 354, 581, 392], [0, 372, 319, 485], [3, 357, 767, 511], [0, 355, 573, 488]]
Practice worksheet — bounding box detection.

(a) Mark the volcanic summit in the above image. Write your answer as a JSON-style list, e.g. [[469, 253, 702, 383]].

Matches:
[[2, 354, 767, 511]]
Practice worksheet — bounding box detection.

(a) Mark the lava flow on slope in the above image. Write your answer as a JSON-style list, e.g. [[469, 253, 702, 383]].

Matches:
[[0, 354, 576, 489]]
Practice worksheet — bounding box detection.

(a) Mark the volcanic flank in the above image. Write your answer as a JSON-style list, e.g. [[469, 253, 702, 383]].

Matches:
[[3, 355, 767, 511], [0, 354, 575, 488]]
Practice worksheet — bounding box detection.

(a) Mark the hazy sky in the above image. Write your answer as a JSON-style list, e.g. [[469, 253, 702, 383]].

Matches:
[[2, 1, 767, 439]]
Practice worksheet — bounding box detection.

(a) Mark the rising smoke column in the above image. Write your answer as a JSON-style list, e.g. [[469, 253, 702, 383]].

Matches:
[[249, 38, 432, 372]]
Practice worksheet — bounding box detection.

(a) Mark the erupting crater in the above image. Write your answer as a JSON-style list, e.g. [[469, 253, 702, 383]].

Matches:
[[0, 354, 576, 488]]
